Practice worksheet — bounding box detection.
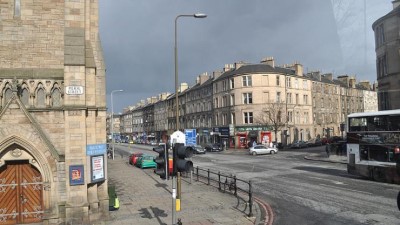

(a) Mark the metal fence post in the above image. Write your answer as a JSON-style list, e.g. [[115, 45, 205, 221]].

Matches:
[[207, 169, 210, 185], [248, 180, 253, 217], [233, 175, 237, 196], [190, 169, 192, 184], [218, 171, 221, 190], [196, 166, 199, 181]]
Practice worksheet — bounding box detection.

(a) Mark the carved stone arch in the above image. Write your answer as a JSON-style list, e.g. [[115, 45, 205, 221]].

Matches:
[[0, 135, 54, 181], [0, 135, 55, 217]]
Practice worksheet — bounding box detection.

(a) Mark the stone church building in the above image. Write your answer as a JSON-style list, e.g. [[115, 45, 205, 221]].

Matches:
[[0, 0, 108, 224]]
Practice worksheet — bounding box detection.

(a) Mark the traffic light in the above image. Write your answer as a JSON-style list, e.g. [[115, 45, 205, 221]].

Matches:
[[153, 145, 168, 180], [173, 143, 194, 176]]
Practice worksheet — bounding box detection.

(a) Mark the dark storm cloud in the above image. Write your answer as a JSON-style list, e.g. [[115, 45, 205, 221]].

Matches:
[[100, 0, 388, 113]]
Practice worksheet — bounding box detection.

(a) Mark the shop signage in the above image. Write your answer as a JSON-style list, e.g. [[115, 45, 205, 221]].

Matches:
[[229, 124, 235, 136], [236, 126, 270, 132], [219, 127, 230, 136]]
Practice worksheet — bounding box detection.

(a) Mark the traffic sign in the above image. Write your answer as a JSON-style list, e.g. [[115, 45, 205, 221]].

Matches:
[[185, 129, 197, 146]]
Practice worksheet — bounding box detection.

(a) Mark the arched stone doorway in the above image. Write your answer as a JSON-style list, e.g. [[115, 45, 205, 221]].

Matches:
[[0, 146, 45, 224]]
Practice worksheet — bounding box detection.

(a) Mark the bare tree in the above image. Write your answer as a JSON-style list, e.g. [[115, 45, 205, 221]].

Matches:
[[255, 101, 288, 143]]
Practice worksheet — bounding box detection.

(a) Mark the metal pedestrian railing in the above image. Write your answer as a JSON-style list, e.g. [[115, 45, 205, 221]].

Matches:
[[183, 166, 253, 217]]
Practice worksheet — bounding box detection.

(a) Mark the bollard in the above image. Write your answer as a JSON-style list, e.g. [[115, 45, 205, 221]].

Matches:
[[196, 166, 199, 181]]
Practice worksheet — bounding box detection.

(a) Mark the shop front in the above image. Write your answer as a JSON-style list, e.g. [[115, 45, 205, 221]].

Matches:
[[196, 129, 210, 146], [235, 126, 272, 149]]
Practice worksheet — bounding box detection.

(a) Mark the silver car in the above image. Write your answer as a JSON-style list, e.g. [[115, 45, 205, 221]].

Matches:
[[249, 145, 278, 155]]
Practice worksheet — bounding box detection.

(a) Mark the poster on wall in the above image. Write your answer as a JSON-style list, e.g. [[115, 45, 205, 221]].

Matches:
[[91, 155, 105, 183], [69, 165, 84, 186]]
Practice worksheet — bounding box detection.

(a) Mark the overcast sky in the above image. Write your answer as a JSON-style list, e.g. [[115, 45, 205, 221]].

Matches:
[[99, 0, 392, 114]]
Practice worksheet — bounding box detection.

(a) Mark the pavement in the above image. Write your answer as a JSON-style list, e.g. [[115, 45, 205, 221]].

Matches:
[[105, 155, 266, 225], [103, 144, 346, 225]]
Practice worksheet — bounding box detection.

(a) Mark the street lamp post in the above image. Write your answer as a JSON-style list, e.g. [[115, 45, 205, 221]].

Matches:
[[111, 89, 123, 160], [175, 13, 207, 131], [173, 13, 206, 225]]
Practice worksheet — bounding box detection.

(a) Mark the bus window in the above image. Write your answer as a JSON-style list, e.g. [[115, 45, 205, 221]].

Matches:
[[369, 145, 389, 162], [360, 145, 368, 161]]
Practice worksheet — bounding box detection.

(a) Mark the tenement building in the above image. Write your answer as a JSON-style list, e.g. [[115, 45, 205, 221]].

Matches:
[[117, 57, 377, 149], [0, 1, 108, 224], [372, 0, 400, 110]]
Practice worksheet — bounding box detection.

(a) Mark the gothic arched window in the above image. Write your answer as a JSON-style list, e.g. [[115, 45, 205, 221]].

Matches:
[[21, 88, 29, 106], [51, 89, 61, 107], [37, 88, 45, 107], [5, 88, 12, 103]]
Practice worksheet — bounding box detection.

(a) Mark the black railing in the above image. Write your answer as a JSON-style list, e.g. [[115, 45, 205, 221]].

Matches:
[[186, 166, 253, 217]]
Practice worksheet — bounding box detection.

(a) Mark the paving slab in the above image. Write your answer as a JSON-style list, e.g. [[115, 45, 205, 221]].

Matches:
[[105, 156, 256, 225]]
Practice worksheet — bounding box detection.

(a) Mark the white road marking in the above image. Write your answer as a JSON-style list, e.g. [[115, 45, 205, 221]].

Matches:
[[318, 183, 373, 195], [309, 176, 346, 185]]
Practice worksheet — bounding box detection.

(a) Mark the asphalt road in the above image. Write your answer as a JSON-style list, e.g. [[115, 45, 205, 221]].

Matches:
[[114, 144, 400, 225]]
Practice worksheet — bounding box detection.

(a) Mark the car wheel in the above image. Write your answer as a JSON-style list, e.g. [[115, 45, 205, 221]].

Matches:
[[252, 151, 257, 156], [270, 150, 275, 154]]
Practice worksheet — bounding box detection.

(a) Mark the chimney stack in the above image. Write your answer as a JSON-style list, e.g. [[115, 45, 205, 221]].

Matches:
[[349, 77, 356, 88], [359, 81, 371, 90], [179, 83, 188, 93], [294, 63, 303, 76], [223, 64, 234, 72], [213, 70, 223, 79], [322, 73, 333, 81], [260, 57, 275, 67], [308, 71, 321, 81], [234, 61, 247, 70], [198, 72, 210, 85], [393, 0, 400, 9]]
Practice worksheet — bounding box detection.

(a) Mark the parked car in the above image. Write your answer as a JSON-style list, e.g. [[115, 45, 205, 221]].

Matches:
[[321, 137, 329, 145], [205, 143, 223, 152], [191, 145, 206, 154], [136, 155, 157, 169], [249, 145, 278, 155], [290, 141, 308, 149], [306, 138, 322, 147], [128, 152, 143, 165], [329, 136, 343, 143]]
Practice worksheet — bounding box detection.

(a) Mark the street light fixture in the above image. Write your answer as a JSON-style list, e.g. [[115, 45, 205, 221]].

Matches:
[[111, 89, 123, 160], [175, 13, 207, 131], [173, 13, 207, 224]]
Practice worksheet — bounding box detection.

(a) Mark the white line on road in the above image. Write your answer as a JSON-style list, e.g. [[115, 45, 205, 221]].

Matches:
[[318, 183, 373, 195], [309, 176, 346, 185]]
